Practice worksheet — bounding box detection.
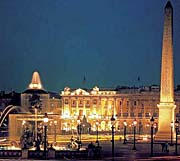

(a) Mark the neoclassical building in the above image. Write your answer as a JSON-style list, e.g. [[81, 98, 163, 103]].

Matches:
[[60, 86, 180, 135]]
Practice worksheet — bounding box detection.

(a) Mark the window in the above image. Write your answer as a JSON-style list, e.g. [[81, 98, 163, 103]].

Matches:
[[123, 113, 128, 117], [65, 99, 68, 104], [154, 113, 158, 117], [120, 101, 122, 106], [138, 113, 142, 117], [145, 113, 150, 117], [86, 100, 90, 107], [93, 99, 97, 105], [72, 100, 76, 107], [130, 113, 135, 117], [79, 100, 83, 107]]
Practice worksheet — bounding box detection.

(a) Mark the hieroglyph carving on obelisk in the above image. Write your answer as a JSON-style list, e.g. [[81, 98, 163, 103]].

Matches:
[[156, 1, 176, 140]]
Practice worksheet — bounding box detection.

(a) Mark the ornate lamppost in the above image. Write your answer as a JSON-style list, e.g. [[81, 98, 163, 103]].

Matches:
[[96, 121, 99, 146], [175, 119, 179, 155], [132, 119, 137, 150], [170, 121, 173, 146], [43, 113, 48, 159], [123, 120, 127, 144], [111, 115, 116, 161], [54, 120, 57, 143], [150, 116, 154, 157], [77, 118, 82, 148]]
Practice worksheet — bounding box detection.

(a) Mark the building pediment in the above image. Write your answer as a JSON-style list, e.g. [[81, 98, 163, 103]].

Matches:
[[71, 88, 89, 96]]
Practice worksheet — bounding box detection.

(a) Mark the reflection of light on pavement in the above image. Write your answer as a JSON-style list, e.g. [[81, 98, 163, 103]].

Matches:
[[142, 135, 148, 141], [7, 146, 21, 150], [0, 138, 7, 142], [53, 146, 72, 150]]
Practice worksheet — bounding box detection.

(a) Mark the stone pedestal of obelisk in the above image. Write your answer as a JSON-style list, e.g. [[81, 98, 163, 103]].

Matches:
[[155, 1, 176, 141]]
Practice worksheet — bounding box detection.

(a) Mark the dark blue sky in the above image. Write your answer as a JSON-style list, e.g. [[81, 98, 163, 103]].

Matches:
[[0, 0, 180, 92]]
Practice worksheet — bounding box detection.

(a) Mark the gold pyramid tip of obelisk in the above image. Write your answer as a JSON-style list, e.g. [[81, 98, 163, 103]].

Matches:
[[28, 71, 44, 90], [165, 1, 172, 9]]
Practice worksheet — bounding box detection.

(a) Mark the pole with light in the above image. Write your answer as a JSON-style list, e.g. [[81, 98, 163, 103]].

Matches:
[[54, 120, 57, 143], [35, 107, 38, 141], [123, 120, 127, 144], [96, 121, 99, 146], [111, 115, 116, 161], [170, 121, 173, 146], [150, 116, 154, 157], [43, 113, 48, 159], [77, 118, 82, 147], [132, 119, 137, 150], [175, 119, 179, 155]]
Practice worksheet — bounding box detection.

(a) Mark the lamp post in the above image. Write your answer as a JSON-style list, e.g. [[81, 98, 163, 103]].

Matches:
[[111, 115, 116, 161], [170, 121, 173, 146], [35, 107, 38, 141], [132, 119, 137, 150], [77, 119, 82, 148], [150, 116, 154, 157], [43, 113, 48, 159], [175, 119, 179, 155], [96, 121, 99, 145], [54, 120, 57, 143], [123, 120, 127, 144]]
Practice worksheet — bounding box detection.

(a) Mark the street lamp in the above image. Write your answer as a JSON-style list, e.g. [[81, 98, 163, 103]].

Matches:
[[132, 119, 137, 150], [77, 119, 82, 148], [175, 119, 179, 155], [43, 113, 48, 159], [123, 120, 127, 144], [170, 121, 173, 146], [111, 115, 116, 161], [96, 121, 99, 145], [54, 120, 57, 143], [35, 107, 38, 142], [150, 116, 154, 157]]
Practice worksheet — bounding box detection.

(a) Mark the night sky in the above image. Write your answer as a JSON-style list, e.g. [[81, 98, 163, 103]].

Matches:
[[0, 0, 180, 92]]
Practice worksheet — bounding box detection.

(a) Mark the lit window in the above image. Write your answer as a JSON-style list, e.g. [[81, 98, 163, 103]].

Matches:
[[72, 100, 76, 107], [65, 99, 68, 104], [79, 100, 83, 106], [93, 99, 97, 104]]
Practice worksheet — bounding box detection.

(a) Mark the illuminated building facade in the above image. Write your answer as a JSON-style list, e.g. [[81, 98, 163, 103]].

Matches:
[[60, 86, 180, 135]]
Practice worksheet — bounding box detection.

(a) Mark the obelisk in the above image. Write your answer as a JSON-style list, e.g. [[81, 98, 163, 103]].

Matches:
[[156, 1, 176, 140]]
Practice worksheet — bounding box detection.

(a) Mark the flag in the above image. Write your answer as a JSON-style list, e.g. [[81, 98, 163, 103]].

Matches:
[[83, 75, 86, 86], [137, 76, 140, 81]]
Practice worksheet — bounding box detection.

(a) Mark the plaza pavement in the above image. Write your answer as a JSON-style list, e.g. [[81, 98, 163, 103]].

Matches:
[[1, 135, 180, 160], [1, 142, 180, 161], [100, 140, 180, 161]]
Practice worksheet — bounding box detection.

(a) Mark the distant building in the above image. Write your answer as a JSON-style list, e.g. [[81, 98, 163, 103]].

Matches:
[[0, 91, 20, 112], [9, 71, 61, 141]]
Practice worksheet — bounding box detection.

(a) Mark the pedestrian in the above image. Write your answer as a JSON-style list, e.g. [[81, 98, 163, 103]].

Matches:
[[88, 142, 95, 158], [161, 143, 165, 152], [165, 142, 169, 152]]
